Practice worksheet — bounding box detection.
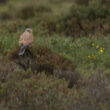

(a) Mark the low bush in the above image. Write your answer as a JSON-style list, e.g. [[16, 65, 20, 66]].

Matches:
[[75, 0, 89, 5], [0, 67, 110, 110], [0, 0, 7, 4], [9, 45, 76, 72], [70, 69, 110, 110], [17, 5, 36, 20], [8, 45, 78, 88], [55, 1, 110, 36], [54, 69, 80, 88], [0, 72, 70, 110], [0, 11, 11, 20], [17, 4, 52, 20]]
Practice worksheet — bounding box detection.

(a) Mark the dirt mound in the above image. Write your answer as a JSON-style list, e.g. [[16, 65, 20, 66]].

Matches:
[[9, 45, 76, 73], [8, 45, 79, 88]]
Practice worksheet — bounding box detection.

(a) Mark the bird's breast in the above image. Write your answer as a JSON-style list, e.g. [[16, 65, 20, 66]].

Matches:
[[19, 32, 33, 46]]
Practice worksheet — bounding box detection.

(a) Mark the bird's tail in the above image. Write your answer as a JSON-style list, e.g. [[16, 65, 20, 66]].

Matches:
[[19, 44, 27, 56]]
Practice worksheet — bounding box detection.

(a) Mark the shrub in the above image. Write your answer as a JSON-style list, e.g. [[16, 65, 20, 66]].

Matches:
[[17, 4, 52, 20], [1, 56, 21, 73], [35, 5, 52, 13], [75, 0, 89, 5], [42, 19, 57, 34], [0, 0, 7, 4], [0, 11, 11, 20], [1, 72, 70, 110], [9, 45, 76, 73], [54, 69, 80, 88], [68, 69, 110, 110], [88, 6, 109, 20], [17, 5, 36, 20], [57, 2, 110, 36]]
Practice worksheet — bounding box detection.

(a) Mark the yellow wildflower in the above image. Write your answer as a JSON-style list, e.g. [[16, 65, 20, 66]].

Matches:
[[77, 39, 80, 42], [91, 54, 96, 59], [92, 43, 95, 47], [99, 48, 104, 53], [79, 44, 82, 47], [88, 56, 91, 59], [93, 55, 96, 59], [69, 44, 72, 47], [96, 45, 99, 49]]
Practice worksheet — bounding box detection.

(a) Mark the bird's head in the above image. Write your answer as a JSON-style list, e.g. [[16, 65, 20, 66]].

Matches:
[[25, 28, 32, 33]]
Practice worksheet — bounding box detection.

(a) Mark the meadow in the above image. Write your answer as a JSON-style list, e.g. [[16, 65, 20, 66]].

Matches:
[[0, 0, 110, 110]]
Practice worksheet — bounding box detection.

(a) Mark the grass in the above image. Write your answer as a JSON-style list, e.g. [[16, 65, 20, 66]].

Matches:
[[0, 0, 110, 110], [0, 29, 110, 75]]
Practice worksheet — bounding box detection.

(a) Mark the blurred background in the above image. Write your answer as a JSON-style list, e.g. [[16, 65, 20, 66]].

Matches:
[[0, 0, 110, 36]]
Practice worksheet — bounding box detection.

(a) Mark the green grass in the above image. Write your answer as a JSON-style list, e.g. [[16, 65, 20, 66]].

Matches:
[[0, 30, 110, 76], [0, 0, 110, 110]]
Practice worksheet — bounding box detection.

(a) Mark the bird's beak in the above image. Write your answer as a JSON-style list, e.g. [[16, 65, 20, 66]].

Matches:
[[29, 30, 32, 33], [30, 30, 32, 33]]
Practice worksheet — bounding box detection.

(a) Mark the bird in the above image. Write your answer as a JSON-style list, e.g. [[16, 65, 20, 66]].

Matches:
[[18, 28, 34, 56]]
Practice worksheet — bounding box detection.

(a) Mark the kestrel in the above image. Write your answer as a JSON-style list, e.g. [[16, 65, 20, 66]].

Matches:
[[18, 28, 34, 56]]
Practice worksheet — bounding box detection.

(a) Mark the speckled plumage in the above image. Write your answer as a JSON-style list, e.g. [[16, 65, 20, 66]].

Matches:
[[19, 31, 33, 47]]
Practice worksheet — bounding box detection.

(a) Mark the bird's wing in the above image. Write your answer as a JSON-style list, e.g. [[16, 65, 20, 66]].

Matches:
[[19, 32, 33, 46], [19, 44, 27, 56]]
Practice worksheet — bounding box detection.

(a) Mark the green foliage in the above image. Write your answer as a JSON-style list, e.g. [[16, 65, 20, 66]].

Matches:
[[72, 69, 110, 110], [9, 45, 76, 73], [17, 4, 52, 20], [0, 71, 70, 110], [0, 67, 110, 110], [55, 0, 110, 36], [75, 0, 89, 5], [0, 0, 7, 4], [0, 0, 110, 110]]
